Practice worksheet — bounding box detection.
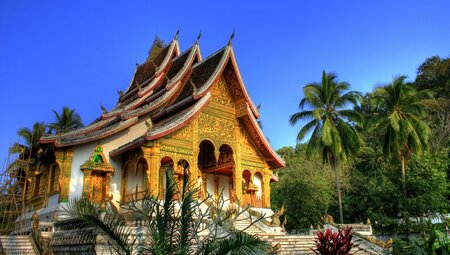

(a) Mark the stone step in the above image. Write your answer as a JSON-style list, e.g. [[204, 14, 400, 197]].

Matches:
[[0, 235, 36, 255]]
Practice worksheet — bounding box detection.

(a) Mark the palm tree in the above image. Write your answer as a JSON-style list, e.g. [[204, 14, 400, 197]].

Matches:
[[368, 75, 432, 231], [9, 122, 47, 155], [66, 168, 270, 255], [48, 106, 83, 133], [290, 71, 363, 224]]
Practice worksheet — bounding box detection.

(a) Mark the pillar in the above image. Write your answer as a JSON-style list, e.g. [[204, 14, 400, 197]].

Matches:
[[82, 169, 92, 199], [142, 142, 160, 197], [55, 150, 74, 202], [263, 170, 272, 208]]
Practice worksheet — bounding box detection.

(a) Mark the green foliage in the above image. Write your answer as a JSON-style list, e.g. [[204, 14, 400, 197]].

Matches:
[[272, 146, 333, 230], [415, 56, 450, 99], [407, 150, 450, 217], [368, 75, 433, 162], [344, 146, 449, 233], [290, 70, 363, 224], [48, 106, 83, 133], [9, 121, 47, 155], [393, 225, 450, 255]]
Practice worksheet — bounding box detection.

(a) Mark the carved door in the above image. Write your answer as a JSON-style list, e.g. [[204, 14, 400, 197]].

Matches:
[[90, 172, 106, 203]]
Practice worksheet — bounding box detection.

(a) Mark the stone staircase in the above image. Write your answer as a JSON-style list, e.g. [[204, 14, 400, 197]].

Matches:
[[234, 217, 263, 235], [0, 235, 36, 255]]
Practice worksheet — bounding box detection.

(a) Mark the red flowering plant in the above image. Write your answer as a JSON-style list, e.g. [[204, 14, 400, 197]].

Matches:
[[312, 227, 356, 255]]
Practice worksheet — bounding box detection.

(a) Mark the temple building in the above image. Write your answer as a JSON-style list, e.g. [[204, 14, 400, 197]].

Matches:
[[10, 33, 285, 223]]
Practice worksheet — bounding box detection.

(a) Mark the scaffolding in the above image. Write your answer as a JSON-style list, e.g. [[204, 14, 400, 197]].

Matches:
[[0, 153, 29, 235]]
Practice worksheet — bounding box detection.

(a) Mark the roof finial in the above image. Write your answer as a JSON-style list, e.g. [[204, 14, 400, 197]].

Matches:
[[174, 28, 180, 40], [228, 30, 235, 46], [145, 118, 153, 130], [100, 104, 107, 114], [195, 31, 202, 44], [136, 81, 142, 92]]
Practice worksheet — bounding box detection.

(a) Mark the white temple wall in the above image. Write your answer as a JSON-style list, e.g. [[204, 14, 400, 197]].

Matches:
[[254, 174, 262, 198], [70, 143, 94, 200], [219, 176, 230, 201], [68, 118, 149, 205], [206, 174, 214, 196]]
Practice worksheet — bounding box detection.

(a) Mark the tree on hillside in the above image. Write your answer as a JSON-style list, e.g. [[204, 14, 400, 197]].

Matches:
[[272, 145, 333, 230], [415, 56, 450, 99], [368, 75, 433, 234], [289, 71, 363, 224], [414, 56, 450, 150], [48, 106, 83, 133]]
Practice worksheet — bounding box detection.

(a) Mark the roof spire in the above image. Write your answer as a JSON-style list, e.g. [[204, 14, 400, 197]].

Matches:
[[195, 31, 202, 44], [228, 30, 235, 46], [174, 28, 180, 40], [146, 34, 165, 63]]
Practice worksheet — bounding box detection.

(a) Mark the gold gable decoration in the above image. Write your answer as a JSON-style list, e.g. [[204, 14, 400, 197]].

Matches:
[[80, 145, 114, 173], [80, 145, 114, 204]]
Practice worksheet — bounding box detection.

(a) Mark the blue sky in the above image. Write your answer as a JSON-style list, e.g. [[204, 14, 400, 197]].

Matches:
[[1, 1, 449, 165]]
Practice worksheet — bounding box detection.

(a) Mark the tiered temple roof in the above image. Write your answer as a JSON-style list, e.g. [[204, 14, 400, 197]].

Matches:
[[40, 35, 284, 168]]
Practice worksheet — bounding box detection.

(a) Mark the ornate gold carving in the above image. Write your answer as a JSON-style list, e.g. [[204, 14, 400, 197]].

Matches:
[[210, 76, 234, 108], [240, 127, 261, 157], [241, 160, 264, 169], [80, 146, 114, 203], [198, 112, 235, 146], [160, 144, 193, 156], [168, 121, 193, 141], [224, 68, 244, 99], [235, 100, 247, 118]]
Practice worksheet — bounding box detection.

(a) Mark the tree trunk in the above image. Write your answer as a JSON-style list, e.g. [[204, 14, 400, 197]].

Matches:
[[401, 156, 410, 236], [332, 159, 344, 224]]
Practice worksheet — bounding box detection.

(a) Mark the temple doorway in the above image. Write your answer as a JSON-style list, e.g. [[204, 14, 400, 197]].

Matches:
[[122, 157, 148, 202], [198, 141, 234, 203], [90, 172, 107, 204]]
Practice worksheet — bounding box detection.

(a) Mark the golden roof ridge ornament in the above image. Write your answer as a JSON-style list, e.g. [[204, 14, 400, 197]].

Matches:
[[228, 30, 235, 46]]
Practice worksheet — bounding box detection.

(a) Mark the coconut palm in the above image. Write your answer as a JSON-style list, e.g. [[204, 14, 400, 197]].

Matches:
[[290, 71, 363, 224], [368, 75, 432, 231], [48, 106, 83, 133], [66, 168, 270, 255], [9, 122, 47, 155]]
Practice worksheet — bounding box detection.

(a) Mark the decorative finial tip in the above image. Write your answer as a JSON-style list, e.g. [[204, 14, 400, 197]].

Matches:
[[196, 31, 202, 44], [228, 30, 235, 45], [174, 28, 180, 40]]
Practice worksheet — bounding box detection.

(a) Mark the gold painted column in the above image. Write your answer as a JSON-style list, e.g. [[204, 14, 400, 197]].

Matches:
[[105, 172, 112, 199], [82, 169, 92, 199], [55, 150, 74, 203], [263, 169, 272, 208], [232, 123, 243, 205], [142, 142, 160, 197]]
